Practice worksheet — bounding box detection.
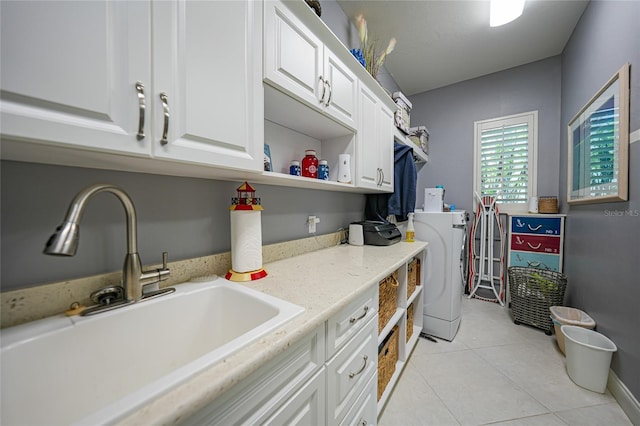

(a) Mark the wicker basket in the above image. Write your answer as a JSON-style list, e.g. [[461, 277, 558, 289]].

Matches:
[[377, 325, 399, 401], [539, 196, 559, 213], [508, 267, 567, 335], [379, 271, 399, 332], [407, 258, 421, 298], [406, 303, 414, 342]]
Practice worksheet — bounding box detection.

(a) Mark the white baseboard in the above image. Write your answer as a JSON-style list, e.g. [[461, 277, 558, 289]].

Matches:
[[608, 369, 640, 425]]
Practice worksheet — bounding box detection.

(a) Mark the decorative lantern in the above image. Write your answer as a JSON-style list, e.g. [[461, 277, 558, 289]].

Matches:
[[226, 182, 268, 281]]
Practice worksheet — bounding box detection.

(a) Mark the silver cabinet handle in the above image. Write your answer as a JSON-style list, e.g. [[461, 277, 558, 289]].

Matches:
[[349, 355, 368, 378], [159, 92, 170, 145], [325, 80, 332, 107], [527, 242, 542, 249], [135, 82, 146, 140], [349, 306, 369, 323], [380, 169, 384, 186], [318, 76, 326, 104], [527, 224, 543, 231]]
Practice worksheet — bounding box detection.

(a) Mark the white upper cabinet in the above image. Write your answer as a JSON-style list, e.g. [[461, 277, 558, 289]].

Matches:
[[1, 0, 262, 172], [0, 1, 151, 156], [378, 104, 394, 191], [151, 0, 263, 171], [264, 0, 357, 130], [357, 84, 394, 192], [323, 50, 358, 129]]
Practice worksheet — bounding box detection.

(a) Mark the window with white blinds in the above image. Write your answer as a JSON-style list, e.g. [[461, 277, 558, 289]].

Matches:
[[473, 111, 537, 211]]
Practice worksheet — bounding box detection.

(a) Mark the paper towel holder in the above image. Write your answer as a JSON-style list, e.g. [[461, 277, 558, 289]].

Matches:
[[226, 182, 268, 282]]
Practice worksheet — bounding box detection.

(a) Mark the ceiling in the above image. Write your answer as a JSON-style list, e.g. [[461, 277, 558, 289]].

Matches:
[[336, 0, 589, 95]]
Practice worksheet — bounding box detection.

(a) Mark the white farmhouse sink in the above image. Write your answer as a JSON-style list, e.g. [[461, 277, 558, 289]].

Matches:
[[0, 278, 303, 425]]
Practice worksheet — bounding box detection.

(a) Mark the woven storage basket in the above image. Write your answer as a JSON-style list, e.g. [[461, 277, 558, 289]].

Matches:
[[377, 325, 399, 401], [407, 258, 421, 298], [508, 267, 567, 335], [406, 303, 414, 342], [378, 271, 399, 332], [539, 197, 559, 213]]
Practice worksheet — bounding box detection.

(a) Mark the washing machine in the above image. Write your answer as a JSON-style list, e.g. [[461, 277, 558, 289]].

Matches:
[[414, 210, 468, 341]]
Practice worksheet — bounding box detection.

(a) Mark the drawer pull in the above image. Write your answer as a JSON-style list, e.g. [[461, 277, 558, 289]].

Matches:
[[135, 81, 146, 140], [528, 261, 542, 267], [527, 224, 543, 231], [325, 80, 332, 107], [349, 306, 369, 323], [318, 76, 327, 104], [349, 355, 368, 378], [159, 92, 170, 145], [527, 242, 542, 249], [358, 419, 368, 426]]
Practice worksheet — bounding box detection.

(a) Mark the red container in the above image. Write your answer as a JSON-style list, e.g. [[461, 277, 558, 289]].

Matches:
[[302, 150, 318, 178]]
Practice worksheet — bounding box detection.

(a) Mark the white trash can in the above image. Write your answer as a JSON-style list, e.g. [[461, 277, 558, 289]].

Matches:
[[561, 325, 617, 393], [550, 306, 596, 355]]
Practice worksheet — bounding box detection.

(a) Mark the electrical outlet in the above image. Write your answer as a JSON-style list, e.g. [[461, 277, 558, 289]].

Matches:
[[307, 215, 320, 233]]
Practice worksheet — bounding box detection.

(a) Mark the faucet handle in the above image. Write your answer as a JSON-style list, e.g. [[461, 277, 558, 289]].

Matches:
[[157, 251, 170, 282]]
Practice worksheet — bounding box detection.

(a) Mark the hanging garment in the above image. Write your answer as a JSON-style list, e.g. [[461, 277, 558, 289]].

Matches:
[[388, 142, 417, 222], [365, 142, 417, 222]]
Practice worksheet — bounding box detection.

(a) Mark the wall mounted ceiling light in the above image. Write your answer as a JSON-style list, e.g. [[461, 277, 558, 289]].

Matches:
[[490, 0, 525, 27]]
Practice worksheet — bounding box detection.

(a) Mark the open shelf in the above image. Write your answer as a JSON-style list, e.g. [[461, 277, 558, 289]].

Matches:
[[377, 250, 426, 417], [394, 127, 428, 164]]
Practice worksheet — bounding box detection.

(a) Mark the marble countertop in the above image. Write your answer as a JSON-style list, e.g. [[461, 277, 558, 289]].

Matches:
[[121, 241, 427, 425]]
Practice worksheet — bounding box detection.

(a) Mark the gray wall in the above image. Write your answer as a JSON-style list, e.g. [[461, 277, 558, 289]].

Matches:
[[0, 161, 366, 290], [408, 57, 562, 211], [560, 0, 640, 399], [323, 0, 401, 94]]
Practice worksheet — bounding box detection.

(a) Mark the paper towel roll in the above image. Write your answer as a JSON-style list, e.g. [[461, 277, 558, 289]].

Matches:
[[230, 210, 263, 273]]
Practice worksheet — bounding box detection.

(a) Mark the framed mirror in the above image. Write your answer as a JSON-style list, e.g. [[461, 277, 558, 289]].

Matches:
[[567, 63, 630, 205]]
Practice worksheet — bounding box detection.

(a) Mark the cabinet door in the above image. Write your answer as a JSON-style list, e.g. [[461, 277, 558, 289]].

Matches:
[[265, 368, 326, 426], [183, 326, 325, 425], [357, 85, 381, 190], [357, 85, 394, 192], [152, 0, 262, 171], [340, 373, 377, 426], [0, 1, 150, 156], [264, 0, 324, 108], [326, 317, 377, 425], [323, 50, 357, 130], [377, 104, 395, 192]]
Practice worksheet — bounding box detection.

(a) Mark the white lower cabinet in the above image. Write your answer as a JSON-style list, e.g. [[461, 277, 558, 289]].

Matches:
[[326, 316, 377, 425], [183, 325, 325, 425], [326, 287, 377, 357], [264, 368, 326, 426], [182, 252, 425, 425], [341, 373, 377, 426]]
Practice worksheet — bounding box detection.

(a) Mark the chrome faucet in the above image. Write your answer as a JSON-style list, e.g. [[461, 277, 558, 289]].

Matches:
[[44, 183, 173, 315]]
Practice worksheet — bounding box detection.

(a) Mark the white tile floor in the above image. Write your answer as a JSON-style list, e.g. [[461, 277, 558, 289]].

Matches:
[[379, 297, 632, 426]]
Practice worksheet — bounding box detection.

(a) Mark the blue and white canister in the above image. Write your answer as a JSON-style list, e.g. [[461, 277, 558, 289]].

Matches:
[[318, 159, 329, 180], [289, 160, 301, 176]]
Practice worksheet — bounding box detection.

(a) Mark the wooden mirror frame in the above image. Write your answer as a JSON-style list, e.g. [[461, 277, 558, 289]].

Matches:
[[567, 63, 630, 205]]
